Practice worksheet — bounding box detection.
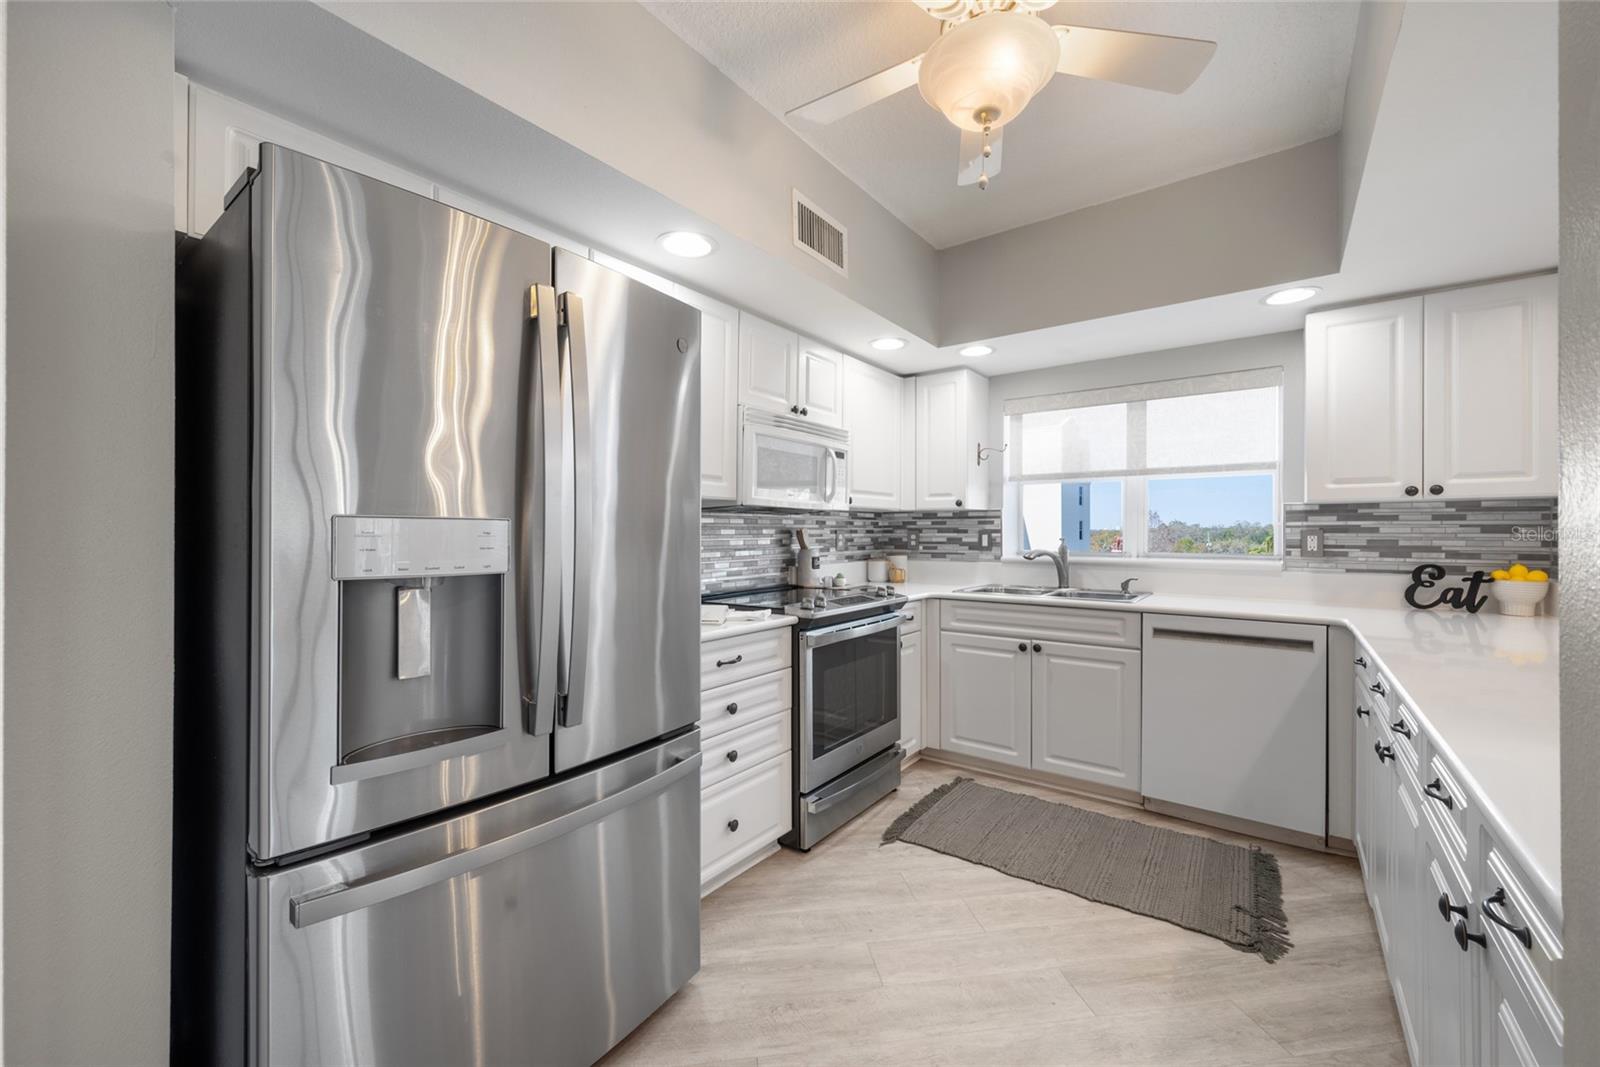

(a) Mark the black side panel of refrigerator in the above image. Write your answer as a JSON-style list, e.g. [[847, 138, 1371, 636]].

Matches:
[[171, 175, 254, 1066]]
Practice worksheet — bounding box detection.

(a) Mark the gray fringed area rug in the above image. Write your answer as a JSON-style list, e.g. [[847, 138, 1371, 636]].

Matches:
[[882, 777, 1292, 962]]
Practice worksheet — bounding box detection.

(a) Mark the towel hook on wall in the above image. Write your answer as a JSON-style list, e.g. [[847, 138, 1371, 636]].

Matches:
[[976, 442, 1007, 467]]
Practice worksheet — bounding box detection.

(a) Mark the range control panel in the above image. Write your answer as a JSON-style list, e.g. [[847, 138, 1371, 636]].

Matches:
[[331, 516, 509, 580]]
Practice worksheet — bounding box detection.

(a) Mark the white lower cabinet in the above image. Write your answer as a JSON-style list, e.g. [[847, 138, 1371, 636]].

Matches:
[[939, 631, 1032, 768], [1031, 640, 1141, 792], [700, 753, 791, 888], [899, 626, 925, 757], [1353, 655, 1564, 1067]]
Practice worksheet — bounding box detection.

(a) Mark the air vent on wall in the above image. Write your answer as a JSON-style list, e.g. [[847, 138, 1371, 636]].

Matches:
[[792, 190, 848, 276]]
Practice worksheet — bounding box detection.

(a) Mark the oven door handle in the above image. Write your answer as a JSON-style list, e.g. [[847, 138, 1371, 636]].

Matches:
[[802, 613, 906, 649]]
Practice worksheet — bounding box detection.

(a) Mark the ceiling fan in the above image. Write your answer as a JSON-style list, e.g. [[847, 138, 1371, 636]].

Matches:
[[786, 0, 1217, 190]]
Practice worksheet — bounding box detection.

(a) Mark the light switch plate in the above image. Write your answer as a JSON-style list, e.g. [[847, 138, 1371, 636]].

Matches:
[[1302, 527, 1325, 558]]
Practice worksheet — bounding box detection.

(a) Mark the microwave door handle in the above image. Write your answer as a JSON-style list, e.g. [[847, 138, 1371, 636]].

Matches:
[[557, 291, 591, 727], [822, 448, 838, 504], [517, 284, 562, 736]]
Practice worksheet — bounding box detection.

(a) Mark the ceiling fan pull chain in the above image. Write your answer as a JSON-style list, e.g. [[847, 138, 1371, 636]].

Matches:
[[978, 108, 993, 190]]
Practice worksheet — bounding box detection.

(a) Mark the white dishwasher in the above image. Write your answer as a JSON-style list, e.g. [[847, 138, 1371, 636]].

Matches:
[[1141, 614, 1328, 839]]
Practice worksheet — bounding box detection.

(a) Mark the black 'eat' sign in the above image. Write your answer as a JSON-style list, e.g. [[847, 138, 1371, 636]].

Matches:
[[1404, 564, 1492, 613]]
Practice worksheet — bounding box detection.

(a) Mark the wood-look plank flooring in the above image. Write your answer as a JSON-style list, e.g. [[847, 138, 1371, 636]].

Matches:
[[604, 762, 1406, 1067]]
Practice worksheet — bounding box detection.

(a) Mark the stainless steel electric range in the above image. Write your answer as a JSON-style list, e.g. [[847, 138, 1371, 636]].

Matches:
[[702, 584, 908, 849]]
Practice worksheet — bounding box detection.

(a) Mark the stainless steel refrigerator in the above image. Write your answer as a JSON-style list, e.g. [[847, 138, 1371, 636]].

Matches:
[[173, 144, 702, 1066]]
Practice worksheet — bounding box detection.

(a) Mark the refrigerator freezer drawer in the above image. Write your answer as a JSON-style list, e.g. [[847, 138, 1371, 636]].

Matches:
[[254, 732, 702, 1067]]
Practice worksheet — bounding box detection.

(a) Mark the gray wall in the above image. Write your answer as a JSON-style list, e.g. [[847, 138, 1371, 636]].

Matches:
[[5, 4, 175, 1063], [982, 330, 1307, 503], [1559, 3, 1600, 1063]]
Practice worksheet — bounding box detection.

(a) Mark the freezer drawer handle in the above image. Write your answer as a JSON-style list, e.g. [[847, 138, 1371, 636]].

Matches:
[[1424, 778, 1455, 809], [1482, 889, 1534, 949], [1148, 627, 1316, 653], [288, 751, 702, 928]]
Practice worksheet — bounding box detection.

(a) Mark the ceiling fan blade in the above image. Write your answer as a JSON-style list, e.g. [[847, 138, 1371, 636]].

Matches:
[[1054, 25, 1217, 94], [786, 55, 923, 125], [957, 126, 1002, 187]]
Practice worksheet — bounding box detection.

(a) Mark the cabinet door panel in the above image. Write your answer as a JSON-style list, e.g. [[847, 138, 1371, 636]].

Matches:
[[1423, 275, 1558, 499], [1305, 297, 1424, 502], [739, 313, 797, 414], [696, 299, 741, 502], [797, 340, 845, 427], [844, 358, 904, 508], [1421, 838, 1474, 1067], [916, 373, 966, 509], [938, 631, 1031, 768], [1031, 641, 1141, 791], [899, 629, 924, 756]]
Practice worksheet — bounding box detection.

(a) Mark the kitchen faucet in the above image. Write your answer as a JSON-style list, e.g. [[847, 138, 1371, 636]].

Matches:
[[1022, 539, 1071, 589]]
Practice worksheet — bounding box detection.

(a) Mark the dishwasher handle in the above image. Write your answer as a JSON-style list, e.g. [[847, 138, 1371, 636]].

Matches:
[[1148, 626, 1317, 654]]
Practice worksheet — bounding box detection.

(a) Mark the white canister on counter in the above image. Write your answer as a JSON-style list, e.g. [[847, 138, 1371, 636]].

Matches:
[[866, 558, 888, 583], [887, 554, 909, 583]]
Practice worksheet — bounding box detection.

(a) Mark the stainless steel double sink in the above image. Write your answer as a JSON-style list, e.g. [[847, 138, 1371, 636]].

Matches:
[[954, 584, 1149, 603]]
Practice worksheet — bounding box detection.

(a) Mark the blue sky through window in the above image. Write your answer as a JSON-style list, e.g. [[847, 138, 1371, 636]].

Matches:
[[1147, 474, 1274, 525]]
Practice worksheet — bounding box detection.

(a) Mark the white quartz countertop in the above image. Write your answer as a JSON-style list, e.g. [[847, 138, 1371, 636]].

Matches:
[[895, 582, 1560, 900], [699, 613, 796, 642]]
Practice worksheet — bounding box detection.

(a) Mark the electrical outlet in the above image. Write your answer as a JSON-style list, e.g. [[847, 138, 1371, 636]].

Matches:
[[1302, 527, 1324, 558]]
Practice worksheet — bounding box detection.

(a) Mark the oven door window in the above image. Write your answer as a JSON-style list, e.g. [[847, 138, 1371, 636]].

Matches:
[[810, 625, 898, 760]]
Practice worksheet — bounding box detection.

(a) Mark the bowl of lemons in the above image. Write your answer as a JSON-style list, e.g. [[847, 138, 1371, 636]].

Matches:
[[1488, 563, 1551, 617]]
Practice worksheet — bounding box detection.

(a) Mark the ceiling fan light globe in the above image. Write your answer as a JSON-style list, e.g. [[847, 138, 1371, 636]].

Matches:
[[918, 12, 1061, 132]]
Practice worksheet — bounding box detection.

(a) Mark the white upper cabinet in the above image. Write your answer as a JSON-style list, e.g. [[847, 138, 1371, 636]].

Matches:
[[691, 295, 742, 503], [1305, 297, 1425, 502], [186, 85, 436, 238], [738, 313, 799, 416], [796, 340, 845, 427], [843, 357, 905, 510], [915, 368, 990, 510], [1304, 275, 1558, 503], [1423, 275, 1558, 500]]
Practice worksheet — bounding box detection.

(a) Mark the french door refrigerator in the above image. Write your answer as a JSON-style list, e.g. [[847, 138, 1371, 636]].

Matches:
[[173, 144, 702, 1066]]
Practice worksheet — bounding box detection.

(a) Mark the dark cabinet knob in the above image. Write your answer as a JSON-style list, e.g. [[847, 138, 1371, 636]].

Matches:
[[725, 750, 739, 763], [1391, 720, 1413, 739], [1356, 705, 1371, 718], [1482, 888, 1534, 949], [1438, 893, 1468, 921], [1355, 656, 1368, 668], [727, 818, 740, 833], [1454, 919, 1486, 951], [1374, 743, 1395, 763], [1369, 681, 1386, 696], [1424, 778, 1454, 809], [726, 702, 738, 715], [955, 499, 964, 507], [1405, 485, 1420, 496], [1032, 643, 1042, 653], [1017, 642, 1028, 652], [1429, 484, 1444, 495], [790, 404, 800, 414], [801, 406, 809, 416]]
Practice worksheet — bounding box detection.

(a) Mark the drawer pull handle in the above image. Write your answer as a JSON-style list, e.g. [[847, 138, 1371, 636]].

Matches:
[[1374, 743, 1395, 763], [1369, 681, 1386, 696], [726, 702, 739, 715], [725, 750, 739, 763], [1454, 919, 1487, 951], [716, 654, 744, 668], [1356, 705, 1371, 718], [1424, 778, 1454, 809], [1355, 656, 1368, 668], [727, 818, 740, 833], [1438, 893, 1468, 921], [1391, 720, 1413, 739], [1482, 889, 1534, 949]]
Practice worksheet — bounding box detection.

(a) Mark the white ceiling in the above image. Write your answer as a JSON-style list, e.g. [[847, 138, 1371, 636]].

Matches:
[[644, 0, 1361, 248]]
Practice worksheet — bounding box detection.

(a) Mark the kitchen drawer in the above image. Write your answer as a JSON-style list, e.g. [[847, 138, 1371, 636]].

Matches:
[[1420, 752, 1472, 877], [899, 601, 923, 634], [1479, 835, 1564, 1042], [700, 752, 791, 887], [699, 669, 790, 741], [700, 627, 791, 690], [701, 711, 791, 791], [942, 600, 1140, 649]]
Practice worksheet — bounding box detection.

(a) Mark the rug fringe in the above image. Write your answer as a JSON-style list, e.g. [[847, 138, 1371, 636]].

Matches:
[[1244, 847, 1294, 963], [880, 777, 971, 845]]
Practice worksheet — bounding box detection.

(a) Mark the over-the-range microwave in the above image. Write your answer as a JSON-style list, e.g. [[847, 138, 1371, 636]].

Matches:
[[738, 407, 850, 512]]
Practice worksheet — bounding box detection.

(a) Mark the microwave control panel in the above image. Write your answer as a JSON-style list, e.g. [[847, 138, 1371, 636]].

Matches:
[[331, 515, 509, 580]]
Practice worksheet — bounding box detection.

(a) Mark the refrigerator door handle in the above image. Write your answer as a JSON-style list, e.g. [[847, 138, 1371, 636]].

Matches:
[[558, 291, 592, 728], [516, 284, 563, 737], [289, 749, 702, 928]]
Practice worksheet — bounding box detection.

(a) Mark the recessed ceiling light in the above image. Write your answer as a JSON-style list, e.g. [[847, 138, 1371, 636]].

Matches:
[[960, 344, 994, 357], [657, 231, 716, 258], [871, 337, 907, 351], [1263, 286, 1321, 306]]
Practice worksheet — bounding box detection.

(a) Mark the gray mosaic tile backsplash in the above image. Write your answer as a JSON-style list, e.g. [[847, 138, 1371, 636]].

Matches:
[[1283, 498, 1558, 577], [701, 507, 1001, 592]]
